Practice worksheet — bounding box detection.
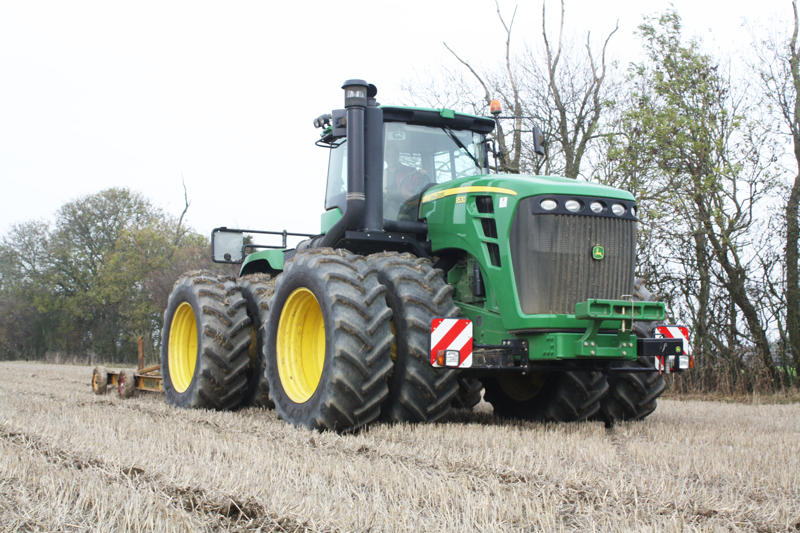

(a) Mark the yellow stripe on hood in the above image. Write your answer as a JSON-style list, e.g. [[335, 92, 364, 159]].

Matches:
[[421, 186, 518, 204]]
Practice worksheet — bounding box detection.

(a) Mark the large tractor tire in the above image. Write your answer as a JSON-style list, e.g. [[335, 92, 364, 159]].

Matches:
[[237, 273, 274, 408], [367, 252, 459, 423], [160, 271, 252, 410], [263, 249, 393, 432], [483, 372, 550, 420], [542, 370, 609, 422], [452, 376, 484, 410], [599, 360, 665, 421], [485, 370, 608, 422], [598, 279, 666, 421]]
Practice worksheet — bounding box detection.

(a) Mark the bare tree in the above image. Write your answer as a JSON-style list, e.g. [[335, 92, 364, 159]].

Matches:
[[540, 0, 617, 178], [174, 175, 191, 246], [443, 3, 522, 173], [439, 0, 617, 177]]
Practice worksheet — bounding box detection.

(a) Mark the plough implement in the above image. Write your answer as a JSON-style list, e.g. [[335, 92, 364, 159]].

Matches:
[[91, 337, 163, 398]]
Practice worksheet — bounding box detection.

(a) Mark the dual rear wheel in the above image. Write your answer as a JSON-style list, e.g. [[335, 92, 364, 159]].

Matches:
[[237, 274, 274, 408], [262, 249, 394, 431], [160, 271, 252, 410], [159, 250, 461, 432]]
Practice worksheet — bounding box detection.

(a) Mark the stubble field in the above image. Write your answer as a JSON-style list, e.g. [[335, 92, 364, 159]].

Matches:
[[1, 361, 799, 532]]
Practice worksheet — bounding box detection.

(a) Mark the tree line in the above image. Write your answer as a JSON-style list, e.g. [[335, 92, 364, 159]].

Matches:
[[3, 2, 799, 394], [0, 188, 223, 365], [415, 1, 800, 392]]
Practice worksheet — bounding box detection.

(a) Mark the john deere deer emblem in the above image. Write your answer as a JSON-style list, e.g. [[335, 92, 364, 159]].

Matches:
[[592, 245, 605, 261]]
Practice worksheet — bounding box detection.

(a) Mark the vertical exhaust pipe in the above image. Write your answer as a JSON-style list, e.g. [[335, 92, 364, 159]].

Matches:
[[320, 79, 368, 248]]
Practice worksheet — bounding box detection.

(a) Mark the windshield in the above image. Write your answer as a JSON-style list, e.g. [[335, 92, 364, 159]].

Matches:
[[383, 122, 487, 220]]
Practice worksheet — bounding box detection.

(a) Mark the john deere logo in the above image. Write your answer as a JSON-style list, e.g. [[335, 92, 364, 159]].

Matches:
[[592, 245, 605, 260]]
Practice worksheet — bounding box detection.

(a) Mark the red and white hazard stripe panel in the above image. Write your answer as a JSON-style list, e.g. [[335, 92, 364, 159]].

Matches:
[[654, 325, 692, 372], [430, 318, 473, 368], [654, 325, 691, 354]]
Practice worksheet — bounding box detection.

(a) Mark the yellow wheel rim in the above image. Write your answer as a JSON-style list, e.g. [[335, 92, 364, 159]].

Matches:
[[276, 288, 325, 403], [500, 373, 545, 401], [168, 302, 198, 393]]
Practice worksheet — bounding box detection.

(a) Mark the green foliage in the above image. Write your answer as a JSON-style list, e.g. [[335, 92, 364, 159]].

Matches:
[[0, 188, 215, 364]]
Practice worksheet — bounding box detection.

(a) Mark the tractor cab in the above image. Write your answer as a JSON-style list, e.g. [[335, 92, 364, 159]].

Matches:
[[315, 80, 495, 251], [325, 118, 490, 223]]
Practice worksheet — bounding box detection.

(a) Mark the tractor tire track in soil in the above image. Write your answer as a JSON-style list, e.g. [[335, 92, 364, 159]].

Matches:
[[0, 425, 317, 532]]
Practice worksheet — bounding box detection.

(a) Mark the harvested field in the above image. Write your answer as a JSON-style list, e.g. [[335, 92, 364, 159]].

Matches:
[[1, 361, 799, 532]]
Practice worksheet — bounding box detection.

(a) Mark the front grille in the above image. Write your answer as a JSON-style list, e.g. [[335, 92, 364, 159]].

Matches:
[[510, 197, 636, 315]]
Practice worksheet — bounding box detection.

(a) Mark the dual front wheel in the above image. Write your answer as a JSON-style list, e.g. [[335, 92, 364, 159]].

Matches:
[[483, 280, 667, 422], [262, 249, 393, 431], [483, 365, 665, 423]]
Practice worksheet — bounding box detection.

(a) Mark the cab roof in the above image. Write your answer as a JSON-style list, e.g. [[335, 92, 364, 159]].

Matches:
[[381, 106, 495, 135]]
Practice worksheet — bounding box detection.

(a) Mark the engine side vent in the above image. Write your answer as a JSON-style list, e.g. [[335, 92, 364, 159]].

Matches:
[[486, 243, 501, 267], [476, 196, 494, 213], [481, 218, 498, 239]]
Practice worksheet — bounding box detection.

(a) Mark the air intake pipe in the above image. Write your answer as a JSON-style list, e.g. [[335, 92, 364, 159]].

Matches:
[[320, 79, 369, 248], [362, 89, 383, 231]]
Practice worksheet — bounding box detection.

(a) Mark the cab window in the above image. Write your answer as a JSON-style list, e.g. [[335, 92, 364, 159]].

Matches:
[[383, 122, 486, 221]]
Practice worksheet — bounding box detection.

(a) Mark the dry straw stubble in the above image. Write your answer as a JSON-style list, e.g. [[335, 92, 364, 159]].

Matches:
[[1, 361, 798, 532]]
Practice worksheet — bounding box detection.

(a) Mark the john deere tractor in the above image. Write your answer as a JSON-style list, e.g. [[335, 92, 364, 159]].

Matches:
[[160, 79, 691, 432]]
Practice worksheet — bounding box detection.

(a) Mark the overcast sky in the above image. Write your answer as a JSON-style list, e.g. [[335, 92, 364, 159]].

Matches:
[[0, 0, 791, 241]]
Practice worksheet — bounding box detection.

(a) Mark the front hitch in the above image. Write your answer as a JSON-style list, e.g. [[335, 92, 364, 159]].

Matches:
[[572, 298, 666, 357]]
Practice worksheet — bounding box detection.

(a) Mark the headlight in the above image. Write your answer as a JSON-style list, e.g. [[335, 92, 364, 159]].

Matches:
[[565, 199, 582, 212], [630, 206, 637, 218], [590, 201, 603, 213], [611, 203, 625, 216], [540, 199, 557, 211]]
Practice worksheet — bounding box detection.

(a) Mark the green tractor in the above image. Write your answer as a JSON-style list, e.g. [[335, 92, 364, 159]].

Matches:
[[160, 79, 692, 431]]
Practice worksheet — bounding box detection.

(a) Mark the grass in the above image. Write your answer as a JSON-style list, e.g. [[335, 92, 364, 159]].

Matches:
[[1, 361, 799, 532]]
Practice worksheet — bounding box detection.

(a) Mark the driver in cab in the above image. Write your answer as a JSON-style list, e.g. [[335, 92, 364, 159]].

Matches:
[[383, 138, 430, 221]]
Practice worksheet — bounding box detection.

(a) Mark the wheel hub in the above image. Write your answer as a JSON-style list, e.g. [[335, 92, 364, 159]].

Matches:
[[168, 302, 198, 393], [276, 288, 325, 403]]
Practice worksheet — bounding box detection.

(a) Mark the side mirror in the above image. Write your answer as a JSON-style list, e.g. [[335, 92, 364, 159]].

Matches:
[[533, 126, 545, 157], [211, 228, 245, 263]]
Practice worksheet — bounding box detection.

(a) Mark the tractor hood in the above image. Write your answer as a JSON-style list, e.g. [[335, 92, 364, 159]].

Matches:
[[419, 172, 638, 332]]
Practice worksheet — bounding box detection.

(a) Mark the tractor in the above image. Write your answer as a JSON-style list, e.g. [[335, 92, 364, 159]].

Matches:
[[160, 79, 692, 432]]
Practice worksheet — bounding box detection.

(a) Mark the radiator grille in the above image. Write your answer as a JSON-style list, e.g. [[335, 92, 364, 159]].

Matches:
[[510, 199, 636, 315]]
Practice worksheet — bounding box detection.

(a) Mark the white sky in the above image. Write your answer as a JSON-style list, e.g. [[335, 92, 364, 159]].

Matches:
[[0, 0, 791, 240]]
